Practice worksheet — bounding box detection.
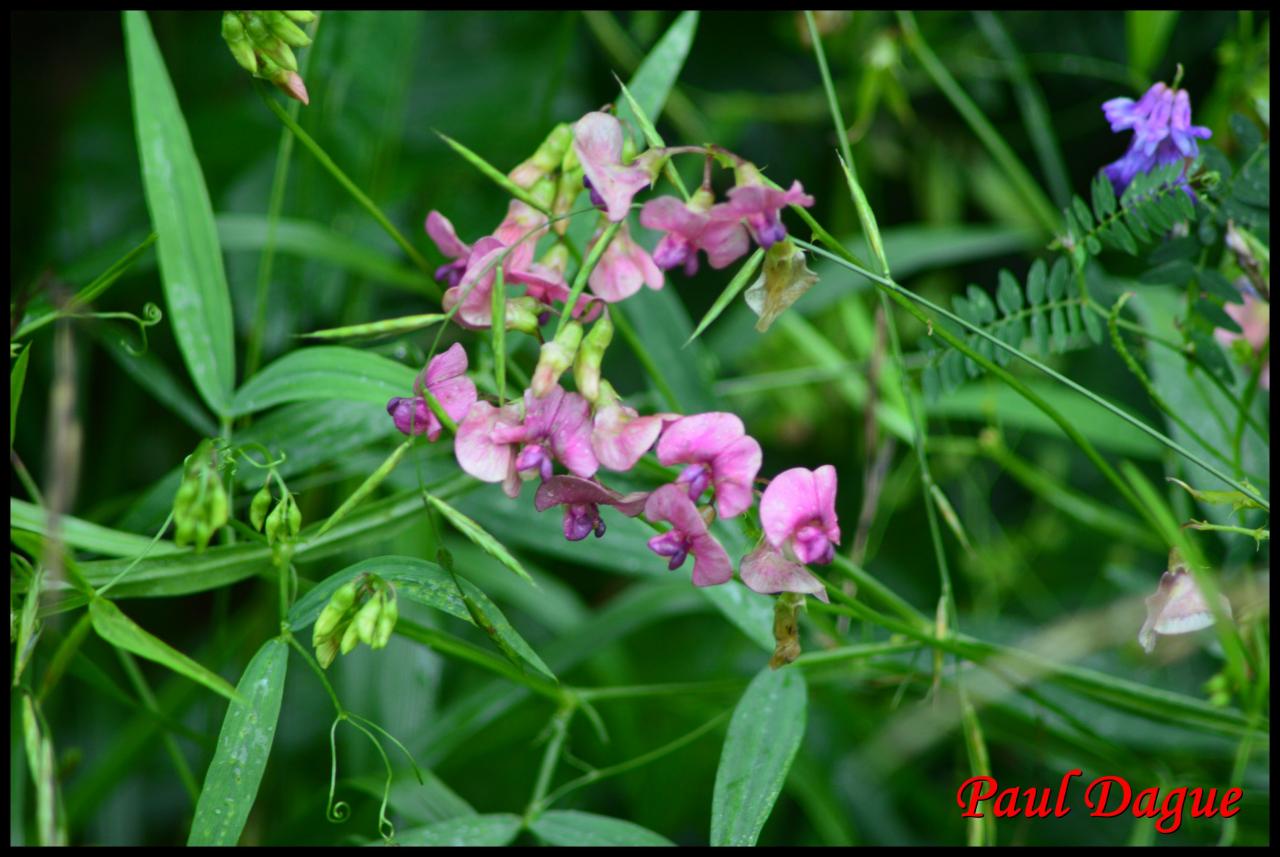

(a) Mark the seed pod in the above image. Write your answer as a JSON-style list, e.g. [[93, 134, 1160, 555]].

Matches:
[[573, 311, 613, 403], [244, 13, 271, 44], [286, 494, 302, 537], [284, 11, 317, 24], [339, 620, 361, 655], [206, 482, 229, 531], [259, 40, 299, 73], [175, 517, 196, 548], [264, 500, 285, 546], [250, 485, 273, 531], [372, 597, 398, 649], [354, 594, 382, 645], [315, 635, 340, 669], [313, 603, 344, 643], [329, 580, 358, 614]]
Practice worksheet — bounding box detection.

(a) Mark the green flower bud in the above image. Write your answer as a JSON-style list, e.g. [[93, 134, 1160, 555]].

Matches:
[[270, 539, 295, 568], [175, 517, 196, 548], [353, 594, 382, 645], [372, 596, 398, 650], [529, 176, 556, 210], [503, 297, 543, 336], [331, 580, 359, 613], [573, 311, 613, 403], [265, 500, 284, 546], [250, 485, 273, 532], [193, 521, 214, 553], [531, 321, 583, 397], [315, 635, 339, 669], [313, 603, 343, 645], [552, 165, 583, 236], [206, 482, 229, 531], [284, 11, 317, 24], [339, 620, 361, 655], [265, 11, 312, 48], [221, 12, 247, 43], [286, 495, 302, 537], [222, 14, 259, 74], [260, 40, 299, 73], [244, 13, 271, 44]]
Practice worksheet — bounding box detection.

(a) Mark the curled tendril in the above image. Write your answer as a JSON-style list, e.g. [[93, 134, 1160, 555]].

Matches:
[[326, 717, 351, 824], [84, 302, 163, 356], [237, 443, 288, 469], [345, 716, 398, 844]]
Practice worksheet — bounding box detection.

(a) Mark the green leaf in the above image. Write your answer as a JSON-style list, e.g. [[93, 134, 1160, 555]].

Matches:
[[995, 269, 1023, 315], [188, 638, 288, 845], [1071, 196, 1095, 232], [11, 344, 31, 447], [1126, 11, 1179, 81], [1025, 258, 1047, 305], [532, 810, 673, 846], [711, 666, 807, 846], [1091, 172, 1117, 218], [231, 346, 416, 416], [11, 497, 183, 560], [123, 11, 235, 415], [1046, 258, 1068, 301], [614, 11, 699, 147], [425, 493, 536, 588], [395, 814, 523, 846], [966, 285, 996, 323], [288, 555, 555, 682], [89, 597, 239, 701], [300, 314, 447, 341], [686, 249, 765, 345]]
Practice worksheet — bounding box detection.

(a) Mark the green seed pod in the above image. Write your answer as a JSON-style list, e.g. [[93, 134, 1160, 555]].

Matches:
[[372, 596, 398, 649], [315, 635, 339, 669], [206, 483, 229, 531], [286, 495, 302, 537], [284, 11, 317, 24], [193, 521, 214, 553], [264, 500, 284, 546], [330, 580, 359, 614], [573, 311, 613, 403], [250, 485, 273, 531], [313, 603, 344, 643], [175, 516, 196, 548], [353, 595, 381, 645], [339, 620, 361, 655], [256, 52, 282, 81], [265, 11, 312, 47]]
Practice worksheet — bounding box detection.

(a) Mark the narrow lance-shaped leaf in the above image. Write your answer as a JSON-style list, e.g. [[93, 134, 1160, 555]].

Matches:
[[394, 814, 524, 846], [425, 493, 536, 587], [123, 11, 236, 415], [532, 810, 674, 846], [89, 597, 240, 702], [614, 11, 700, 148], [711, 666, 808, 846], [11, 343, 31, 447], [231, 347, 416, 416], [188, 637, 288, 845]]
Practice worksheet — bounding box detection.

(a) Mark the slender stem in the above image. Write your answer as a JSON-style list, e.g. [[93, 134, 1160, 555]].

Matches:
[[555, 220, 619, 339], [255, 82, 438, 292], [524, 703, 574, 822], [114, 648, 199, 803]]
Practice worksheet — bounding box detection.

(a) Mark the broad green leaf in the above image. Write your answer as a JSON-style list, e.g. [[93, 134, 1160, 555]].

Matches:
[[123, 11, 235, 415], [394, 813, 523, 846], [187, 638, 288, 845], [88, 597, 239, 701], [711, 666, 808, 846], [11, 344, 31, 447], [231, 346, 416, 416], [531, 810, 673, 846], [614, 11, 699, 147], [287, 555, 555, 682], [425, 492, 535, 587]]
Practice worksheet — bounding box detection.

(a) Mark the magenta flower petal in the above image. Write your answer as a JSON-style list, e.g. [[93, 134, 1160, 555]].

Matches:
[[643, 484, 733, 586], [640, 195, 750, 274], [656, 412, 747, 465], [710, 435, 762, 519], [455, 400, 522, 483], [760, 465, 841, 564], [534, 474, 649, 516], [386, 396, 442, 440], [718, 181, 814, 249], [588, 224, 664, 303], [544, 389, 599, 478], [444, 237, 507, 329], [740, 543, 830, 603], [1138, 567, 1232, 654], [425, 211, 471, 260], [591, 402, 667, 472], [700, 219, 752, 269], [639, 195, 705, 234], [573, 112, 651, 222], [416, 342, 478, 424]]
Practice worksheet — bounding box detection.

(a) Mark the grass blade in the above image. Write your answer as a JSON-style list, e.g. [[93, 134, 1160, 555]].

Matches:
[[424, 492, 536, 588], [685, 249, 764, 346]]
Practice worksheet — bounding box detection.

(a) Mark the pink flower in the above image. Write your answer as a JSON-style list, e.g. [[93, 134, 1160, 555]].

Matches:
[[715, 180, 814, 249], [643, 484, 733, 586], [1138, 567, 1231, 654], [639, 194, 750, 276], [591, 400, 673, 472], [442, 236, 507, 329], [588, 222, 663, 303], [455, 386, 598, 498], [1214, 290, 1270, 391], [573, 111, 652, 222], [534, 474, 648, 541], [656, 412, 761, 519], [425, 211, 472, 287], [386, 343, 477, 441], [739, 543, 829, 603], [760, 465, 841, 565]]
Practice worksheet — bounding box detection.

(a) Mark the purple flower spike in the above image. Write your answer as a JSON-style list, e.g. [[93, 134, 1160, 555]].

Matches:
[[387, 343, 477, 441], [639, 195, 750, 277], [534, 474, 648, 542], [715, 180, 814, 250], [739, 543, 830, 603], [573, 112, 652, 222], [643, 484, 733, 586], [1101, 81, 1211, 194], [760, 465, 841, 565], [655, 412, 762, 520]]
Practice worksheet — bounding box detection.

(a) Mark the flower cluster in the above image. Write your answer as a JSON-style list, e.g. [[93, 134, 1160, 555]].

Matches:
[[1100, 80, 1211, 194], [389, 109, 837, 605]]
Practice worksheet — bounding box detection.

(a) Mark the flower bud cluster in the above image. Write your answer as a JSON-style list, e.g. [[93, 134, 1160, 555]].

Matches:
[[173, 439, 229, 552], [312, 575, 399, 669], [221, 11, 316, 105]]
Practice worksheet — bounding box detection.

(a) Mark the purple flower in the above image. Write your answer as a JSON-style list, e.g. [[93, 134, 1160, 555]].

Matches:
[[639, 194, 750, 276], [442, 236, 507, 330], [739, 542, 830, 603], [425, 211, 472, 287], [655, 412, 762, 520], [1101, 82, 1211, 193], [573, 112, 652, 222], [643, 484, 733, 586], [715, 180, 814, 249], [455, 386, 598, 498], [760, 465, 841, 565], [588, 222, 664, 303], [386, 343, 477, 441], [534, 474, 648, 541]]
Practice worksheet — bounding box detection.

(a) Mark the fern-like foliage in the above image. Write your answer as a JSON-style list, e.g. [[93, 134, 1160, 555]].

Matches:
[[1061, 161, 1200, 269], [921, 257, 1103, 400]]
